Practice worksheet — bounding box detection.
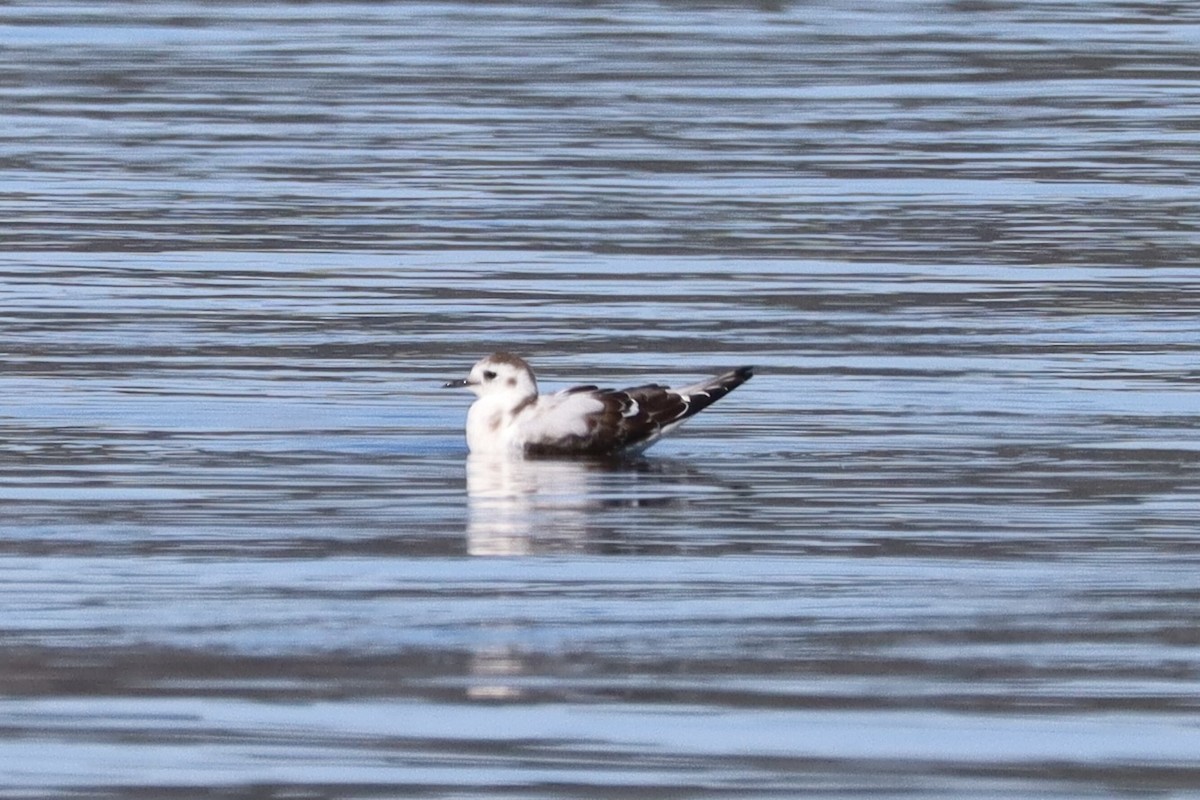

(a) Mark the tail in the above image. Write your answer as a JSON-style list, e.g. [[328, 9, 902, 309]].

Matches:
[[677, 366, 754, 418], [610, 366, 754, 454]]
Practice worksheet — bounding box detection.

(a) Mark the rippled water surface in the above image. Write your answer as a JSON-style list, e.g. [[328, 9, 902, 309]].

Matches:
[[3, 1, 1200, 797]]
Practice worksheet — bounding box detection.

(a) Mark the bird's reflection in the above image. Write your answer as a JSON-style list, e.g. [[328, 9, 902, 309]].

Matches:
[[466, 455, 605, 555], [465, 454, 746, 556], [466, 644, 528, 701], [461, 455, 746, 700]]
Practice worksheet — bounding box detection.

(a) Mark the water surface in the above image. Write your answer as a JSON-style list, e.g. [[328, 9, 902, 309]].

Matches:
[[2, 1, 1200, 797]]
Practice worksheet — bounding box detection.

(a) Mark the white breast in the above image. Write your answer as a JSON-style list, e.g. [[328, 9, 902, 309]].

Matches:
[[465, 397, 520, 454]]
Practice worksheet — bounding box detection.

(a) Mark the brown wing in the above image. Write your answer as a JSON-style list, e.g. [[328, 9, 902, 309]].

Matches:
[[524, 367, 753, 458]]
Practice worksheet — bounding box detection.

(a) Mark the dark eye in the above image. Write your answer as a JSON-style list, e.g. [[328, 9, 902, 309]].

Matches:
[[482, 370, 497, 381]]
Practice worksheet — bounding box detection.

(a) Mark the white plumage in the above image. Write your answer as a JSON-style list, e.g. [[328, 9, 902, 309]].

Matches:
[[444, 352, 753, 457]]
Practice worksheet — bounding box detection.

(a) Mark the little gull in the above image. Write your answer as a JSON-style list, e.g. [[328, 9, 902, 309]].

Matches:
[[444, 352, 753, 457]]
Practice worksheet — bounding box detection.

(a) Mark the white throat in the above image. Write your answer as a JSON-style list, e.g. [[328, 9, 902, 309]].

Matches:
[[452, 352, 542, 454], [466, 390, 535, 453]]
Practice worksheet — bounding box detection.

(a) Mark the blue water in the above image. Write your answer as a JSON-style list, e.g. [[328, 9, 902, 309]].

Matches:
[[2, 1, 1200, 797]]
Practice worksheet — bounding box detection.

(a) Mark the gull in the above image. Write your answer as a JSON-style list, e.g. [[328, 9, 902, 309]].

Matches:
[[444, 352, 753, 457]]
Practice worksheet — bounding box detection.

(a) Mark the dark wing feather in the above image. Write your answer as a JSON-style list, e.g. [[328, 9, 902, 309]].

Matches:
[[524, 366, 754, 458], [613, 366, 753, 450]]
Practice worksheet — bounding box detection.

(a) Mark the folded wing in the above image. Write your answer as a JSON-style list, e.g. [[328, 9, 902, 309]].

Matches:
[[519, 366, 753, 457]]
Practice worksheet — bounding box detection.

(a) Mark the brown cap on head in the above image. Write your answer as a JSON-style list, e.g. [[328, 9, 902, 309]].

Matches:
[[486, 352, 533, 372]]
